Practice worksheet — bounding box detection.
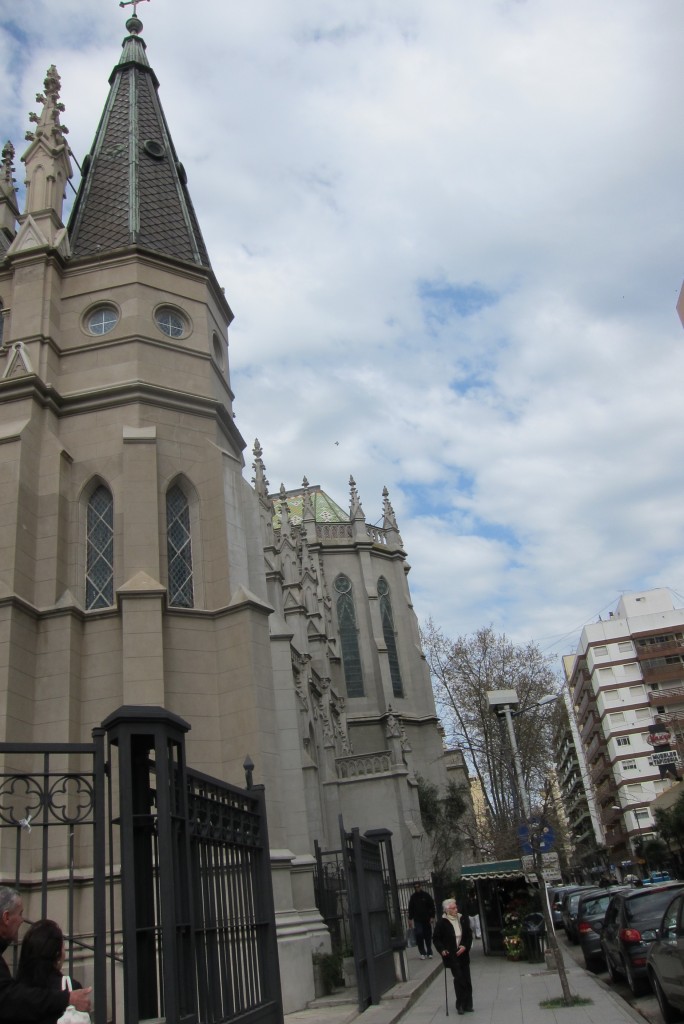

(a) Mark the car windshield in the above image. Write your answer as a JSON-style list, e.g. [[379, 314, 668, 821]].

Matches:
[[625, 888, 683, 926], [581, 894, 611, 917]]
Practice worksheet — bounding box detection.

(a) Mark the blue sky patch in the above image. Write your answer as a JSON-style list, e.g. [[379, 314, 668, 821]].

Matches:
[[418, 279, 498, 326]]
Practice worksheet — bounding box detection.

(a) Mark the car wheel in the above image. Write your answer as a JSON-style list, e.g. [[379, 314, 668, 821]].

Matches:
[[606, 954, 623, 983], [650, 970, 683, 1024], [624, 957, 648, 997]]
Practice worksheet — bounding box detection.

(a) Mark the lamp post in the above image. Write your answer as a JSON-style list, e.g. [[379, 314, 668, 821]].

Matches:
[[487, 690, 558, 819]]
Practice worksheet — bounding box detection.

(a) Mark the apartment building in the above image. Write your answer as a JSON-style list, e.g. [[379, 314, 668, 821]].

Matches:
[[563, 590, 684, 873]]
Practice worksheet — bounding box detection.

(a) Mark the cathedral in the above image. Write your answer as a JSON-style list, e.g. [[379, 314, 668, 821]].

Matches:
[[0, 12, 461, 1011]]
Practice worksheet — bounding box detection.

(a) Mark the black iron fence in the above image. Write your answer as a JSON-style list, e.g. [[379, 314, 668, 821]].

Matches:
[[0, 707, 283, 1024]]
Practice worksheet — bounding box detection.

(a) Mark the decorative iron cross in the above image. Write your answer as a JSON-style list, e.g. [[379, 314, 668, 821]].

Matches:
[[119, 0, 150, 14]]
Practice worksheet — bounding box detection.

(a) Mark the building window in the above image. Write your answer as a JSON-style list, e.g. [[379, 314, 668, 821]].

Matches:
[[628, 684, 646, 700], [605, 690, 621, 705], [86, 305, 119, 336], [609, 711, 626, 726], [634, 808, 651, 823], [594, 646, 609, 658], [155, 307, 186, 338], [378, 576, 403, 697], [618, 641, 633, 653], [635, 708, 651, 722], [621, 759, 638, 772], [86, 485, 114, 609], [166, 485, 193, 607], [335, 574, 364, 698], [616, 736, 631, 747]]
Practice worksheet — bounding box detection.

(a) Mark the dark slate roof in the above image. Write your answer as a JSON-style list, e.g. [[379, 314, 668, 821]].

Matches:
[[68, 16, 210, 268]]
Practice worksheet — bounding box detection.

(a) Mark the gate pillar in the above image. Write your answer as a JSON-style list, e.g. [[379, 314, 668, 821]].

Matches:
[[102, 706, 197, 1024]]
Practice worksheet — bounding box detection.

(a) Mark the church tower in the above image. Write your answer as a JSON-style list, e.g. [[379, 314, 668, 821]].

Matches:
[[0, 10, 468, 1012], [0, 13, 330, 1010]]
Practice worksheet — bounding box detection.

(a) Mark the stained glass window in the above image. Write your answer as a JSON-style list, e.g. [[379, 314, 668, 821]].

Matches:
[[378, 576, 403, 697], [86, 485, 114, 609], [167, 485, 193, 607], [335, 574, 364, 697]]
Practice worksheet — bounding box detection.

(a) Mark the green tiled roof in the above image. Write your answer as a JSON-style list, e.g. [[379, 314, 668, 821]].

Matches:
[[272, 487, 348, 527]]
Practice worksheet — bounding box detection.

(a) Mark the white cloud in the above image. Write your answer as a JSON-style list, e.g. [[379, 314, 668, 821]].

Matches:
[[3, 0, 683, 661]]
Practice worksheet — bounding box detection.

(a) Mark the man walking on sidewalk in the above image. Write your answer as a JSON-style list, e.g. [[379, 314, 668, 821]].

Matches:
[[408, 881, 436, 960]]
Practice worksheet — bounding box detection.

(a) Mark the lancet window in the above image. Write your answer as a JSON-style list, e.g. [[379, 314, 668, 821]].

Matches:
[[86, 485, 114, 609], [378, 576, 403, 697], [166, 484, 194, 607], [334, 574, 364, 697]]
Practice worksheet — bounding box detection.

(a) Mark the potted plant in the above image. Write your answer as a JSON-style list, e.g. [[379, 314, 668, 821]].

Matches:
[[503, 911, 524, 961]]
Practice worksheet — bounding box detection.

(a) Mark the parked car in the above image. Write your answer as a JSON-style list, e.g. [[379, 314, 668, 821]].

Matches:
[[601, 882, 684, 996], [561, 886, 600, 943], [548, 885, 584, 929], [576, 887, 627, 971], [646, 888, 684, 1023]]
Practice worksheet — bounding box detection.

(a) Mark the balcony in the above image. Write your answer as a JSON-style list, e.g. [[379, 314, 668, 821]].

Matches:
[[649, 685, 684, 707], [635, 638, 684, 660]]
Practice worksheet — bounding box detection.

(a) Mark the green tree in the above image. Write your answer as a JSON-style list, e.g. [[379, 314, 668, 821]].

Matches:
[[416, 776, 468, 880]]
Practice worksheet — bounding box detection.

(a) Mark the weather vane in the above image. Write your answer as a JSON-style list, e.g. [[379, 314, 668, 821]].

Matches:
[[119, 0, 150, 14]]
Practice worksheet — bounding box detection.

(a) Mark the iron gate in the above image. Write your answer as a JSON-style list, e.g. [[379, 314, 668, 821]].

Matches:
[[0, 706, 283, 1024], [339, 817, 396, 1011]]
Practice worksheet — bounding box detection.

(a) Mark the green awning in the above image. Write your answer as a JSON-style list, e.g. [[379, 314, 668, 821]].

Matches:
[[460, 859, 524, 880]]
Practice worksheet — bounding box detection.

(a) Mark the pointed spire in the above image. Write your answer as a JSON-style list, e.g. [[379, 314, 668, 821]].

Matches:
[[251, 438, 270, 500], [382, 485, 403, 544], [349, 475, 365, 521], [0, 142, 19, 241], [278, 483, 292, 538], [6, 67, 73, 258], [23, 66, 72, 219], [68, 13, 211, 267], [302, 478, 315, 521]]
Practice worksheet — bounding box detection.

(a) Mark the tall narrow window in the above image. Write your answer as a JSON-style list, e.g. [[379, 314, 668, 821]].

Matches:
[[167, 485, 193, 607], [335, 574, 364, 697], [86, 485, 114, 609], [378, 576, 403, 697]]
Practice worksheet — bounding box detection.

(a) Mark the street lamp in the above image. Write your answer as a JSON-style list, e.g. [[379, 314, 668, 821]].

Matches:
[[487, 690, 558, 818], [487, 690, 530, 817]]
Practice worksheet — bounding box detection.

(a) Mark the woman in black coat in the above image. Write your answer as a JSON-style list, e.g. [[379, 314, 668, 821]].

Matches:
[[432, 897, 473, 1015], [16, 919, 83, 1024]]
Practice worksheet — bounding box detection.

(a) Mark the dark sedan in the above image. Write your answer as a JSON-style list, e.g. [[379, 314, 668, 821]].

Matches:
[[601, 882, 684, 996], [549, 885, 584, 929], [646, 888, 684, 1022], [576, 887, 627, 971], [561, 886, 600, 944]]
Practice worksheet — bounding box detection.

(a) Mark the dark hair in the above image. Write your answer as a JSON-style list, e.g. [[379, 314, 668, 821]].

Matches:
[[17, 919, 64, 989]]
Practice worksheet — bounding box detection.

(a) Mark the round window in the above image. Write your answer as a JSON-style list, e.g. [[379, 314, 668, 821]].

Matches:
[[87, 306, 119, 336], [155, 307, 186, 338]]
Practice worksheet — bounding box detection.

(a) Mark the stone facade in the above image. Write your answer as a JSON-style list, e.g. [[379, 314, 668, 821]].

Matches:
[[0, 17, 461, 1012]]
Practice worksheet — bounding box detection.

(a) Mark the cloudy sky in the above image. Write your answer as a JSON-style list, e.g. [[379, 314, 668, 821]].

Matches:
[[2, 0, 683, 664]]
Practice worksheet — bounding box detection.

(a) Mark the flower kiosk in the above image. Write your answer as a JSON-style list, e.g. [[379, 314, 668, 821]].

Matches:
[[460, 859, 539, 958]]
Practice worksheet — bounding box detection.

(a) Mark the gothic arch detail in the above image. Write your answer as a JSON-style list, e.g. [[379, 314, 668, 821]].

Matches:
[[378, 576, 403, 697], [334, 574, 364, 698]]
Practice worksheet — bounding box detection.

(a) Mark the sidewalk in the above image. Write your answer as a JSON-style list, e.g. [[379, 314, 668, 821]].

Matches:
[[284, 941, 645, 1024]]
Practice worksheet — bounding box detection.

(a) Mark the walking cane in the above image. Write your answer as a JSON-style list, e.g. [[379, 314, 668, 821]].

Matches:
[[444, 963, 449, 1016]]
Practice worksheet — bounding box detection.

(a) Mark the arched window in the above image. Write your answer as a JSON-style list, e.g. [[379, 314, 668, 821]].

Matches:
[[166, 484, 193, 607], [378, 576, 403, 697], [86, 485, 114, 609], [334, 574, 364, 697]]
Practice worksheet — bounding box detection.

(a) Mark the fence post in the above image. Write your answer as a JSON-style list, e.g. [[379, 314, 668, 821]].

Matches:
[[101, 706, 197, 1024]]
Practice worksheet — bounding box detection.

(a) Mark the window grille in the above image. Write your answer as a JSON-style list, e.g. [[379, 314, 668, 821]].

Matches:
[[167, 486, 194, 607], [86, 485, 114, 609]]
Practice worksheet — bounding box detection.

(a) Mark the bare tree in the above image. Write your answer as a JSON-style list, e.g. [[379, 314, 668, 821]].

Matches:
[[421, 622, 560, 857]]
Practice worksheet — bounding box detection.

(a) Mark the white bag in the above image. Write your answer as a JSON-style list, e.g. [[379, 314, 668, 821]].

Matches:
[[57, 976, 91, 1024]]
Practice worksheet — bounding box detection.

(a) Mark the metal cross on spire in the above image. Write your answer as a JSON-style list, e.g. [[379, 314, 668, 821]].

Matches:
[[119, 0, 150, 15]]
